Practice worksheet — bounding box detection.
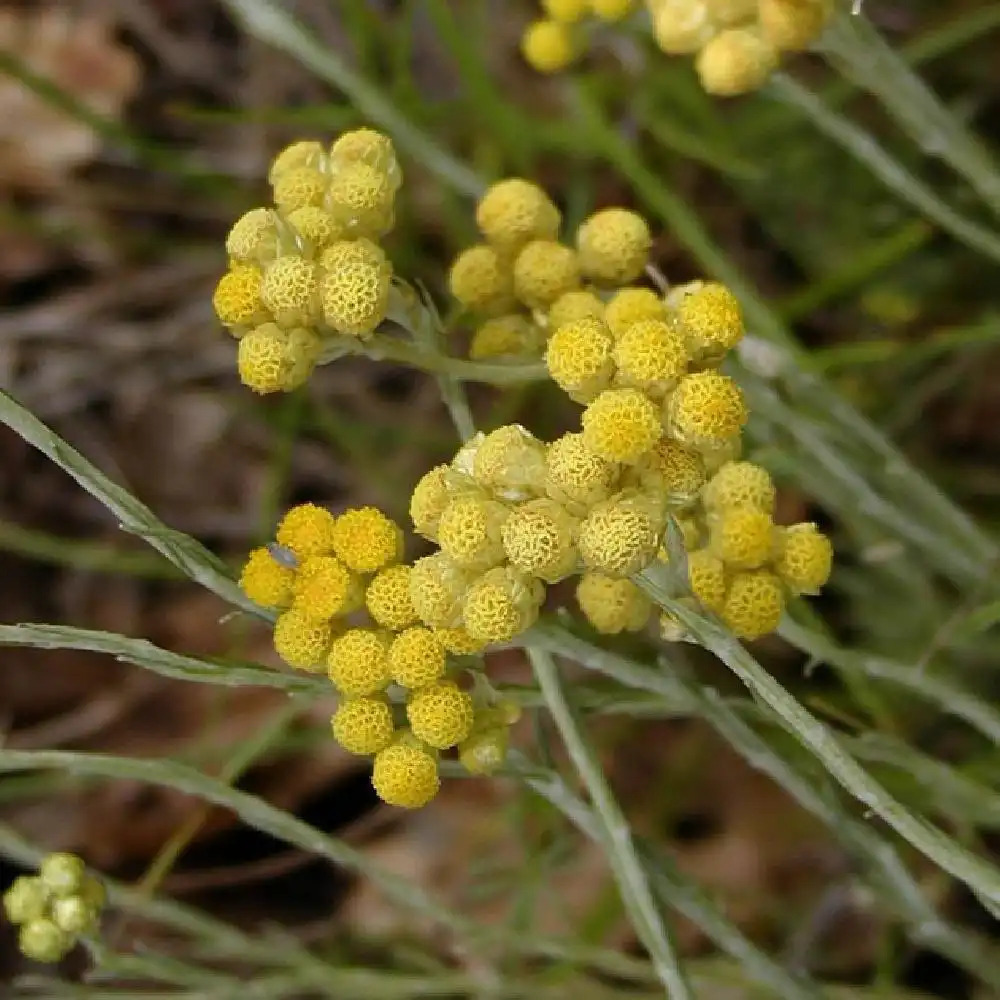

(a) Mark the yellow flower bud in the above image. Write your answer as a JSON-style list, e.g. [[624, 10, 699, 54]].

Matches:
[[449, 244, 516, 315], [710, 508, 775, 570], [613, 318, 690, 398], [501, 498, 579, 582], [272, 166, 327, 213], [260, 255, 319, 328], [667, 372, 747, 450], [459, 726, 510, 775], [239, 546, 295, 608], [213, 264, 269, 330], [226, 208, 278, 264], [545, 316, 615, 403], [51, 896, 97, 936], [292, 554, 361, 621], [470, 314, 541, 360], [629, 438, 706, 502], [582, 388, 662, 465], [544, 0, 587, 21], [330, 129, 400, 186], [521, 19, 577, 74], [686, 549, 728, 613], [19, 919, 73, 964], [576, 571, 651, 633], [437, 494, 509, 573], [653, 0, 715, 54], [389, 627, 447, 688], [758, 0, 832, 52], [406, 680, 475, 749], [318, 239, 391, 338], [547, 289, 605, 331], [327, 161, 395, 238], [409, 464, 450, 541], [433, 626, 487, 655], [578, 493, 661, 576], [703, 461, 776, 514], [722, 569, 785, 639], [273, 609, 335, 671], [268, 140, 325, 184], [472, 424, 548, 500], [285, 206, 345, 255], [675, 281, 744, 362], [545, 432, 619, 511], [332, 506, 402, 574], [3, 876, 46, 925], [410, 551, 474, 628], [604, 287, 667, 340], [696, 29, 778, 97], [237, 324, 293, 394], [514, 240, 581, 309], [327, 628, 392, 695], [462, 566, 544, 644], [705, 0, 757, 27], [372, 739, 440, 808], [331, 696, 395, 755], [277, 503, 338, 559], [576, 208, 652, 285], [476, 178, 561, 254], [774, 522, 832, 594], [366, 564, 419, 630]]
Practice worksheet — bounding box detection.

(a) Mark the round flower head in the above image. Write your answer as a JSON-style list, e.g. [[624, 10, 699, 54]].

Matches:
[[576, 208, 652, 286], [775, 522, 833, 595], [434, 626, 487, 655], [582, 388, 662, 465], [240, 546, 295, 608], [589, 0, 635, 19], [653, 0, 716, 53], [476, 178, 561, 254], [330, 128, 400, 184], [613, 319, 690, 397], [548, 289, 605, 331], [696, 29, 778, 97], [514, 240, 581, 309], [39, 854, 85, 898], [722, 569, 785, 639], [470, 314, 541, 360], [576, 571, 651, 633], [213, 264, 268, 331], [501, 497, 579, 582], [667, 372, 747, 450], [332, 507, 402, 574], [389, 627, 447, 688], [675, 281, 744, 362], [286, 206, 345, 255], [331, 697, 395, 755], [473, 424, 548, 499], [462, 566, 543, 644], [319, 239, 391, 338], [260, 255, 319, 328], [273, 609, 335, 671], [409, 464, 450, 541], [437, 494, 509, 573], [449, 244, 516, 315], [407, 681, 475, 749], [544, 0, 587, 20], [372, 740, 440, 809], [545, 316, 615, 403], [703, 461, 776, 514], [365, 564, 419, 630], [521, 19, 576, 74], [545, 431, 619, 510], [686, 549, 728, 613], [19, 919, 72, 964], [705, 0, 757, 26], [327, 161, 395, 238], [710, 508, 775, 570], [578, 493, 661, 576], [4, 876, 47, 925], [410, 551, 474, 628], [758, 0, 832, 51], [272, 166, 327, 213], [292, 555, 361, 621], [237, 324, 293, 394], [633, 438, 706, 502], [459, 726, 511, 775], [277, 503, 338, 559], [327, 628, 392, 696], [268, 140, 325, 184], [226, 208, 278, 264], [605, 287, 667, 340]]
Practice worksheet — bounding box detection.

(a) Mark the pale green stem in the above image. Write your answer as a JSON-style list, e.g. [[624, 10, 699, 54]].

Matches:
[[637, 568, 1000, 918], [819, 8, 1000, 219], [527, 648, 693, 1000]]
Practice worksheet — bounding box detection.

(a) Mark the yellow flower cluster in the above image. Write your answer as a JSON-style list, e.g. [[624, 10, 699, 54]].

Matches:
[[521, 0, 638, 74], [3, 853, 105, 963], [213, 130, 402, 393], [239, 502, 520, 810]]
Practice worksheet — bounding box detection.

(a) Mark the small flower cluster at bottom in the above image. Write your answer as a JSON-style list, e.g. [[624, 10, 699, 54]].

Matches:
[[3, 853, 105, 963], [240, 503, 521, 810]]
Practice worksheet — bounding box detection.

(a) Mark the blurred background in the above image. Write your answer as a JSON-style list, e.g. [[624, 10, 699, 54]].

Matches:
[[2, 0, 1000, 996]]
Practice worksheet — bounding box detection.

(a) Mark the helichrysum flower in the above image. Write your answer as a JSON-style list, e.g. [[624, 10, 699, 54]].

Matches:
[[710, 508, 775, 570], [260, 255, 319, 328], [237, 324, 316, 394], [40, 854, 86, 897], [285, 206, 345, 254], [652, 0, 716, 53], [213, 264, 268, 331], [276, 503, 338, 560], [327, 161, 395, 237], [19, 920, 73, 964], [406, 681, 475, 749], [545, 431, 619, 510], [722, 569, 785, 638], [331, 697, 395, 755], [576, 571, 652, 633], [226, 208, 278, 264], [292, 555, 361, 621], [521, 19, 577, 74], [410, 551, 474, 628], [548, 289, 605, 331], [318, 239, 391, 338], [273, 609, 335, 671], [604, 286, 667, 339], [470, 315, 541, 360], [450, 244, 516, 315], [576, 208, 652, 285], [366, 564, 420, 630], [696, 29, 778, 97], [472, 424, 548, 499], [501, 497, 579, 582], [409, 464, 451, 541], [674, 281, 744, 362], [389, 627, 447, 687], [514, 240, 581, 309], [462, 566, 544, 644], [758, 0, 832, 51], [330, 128, 401, 184], [332, 506, 402, 574], [545, 316, 616, 403], [703, 460, 776, 514], [476, 178, 561, 253], [632, 438, 706, 501], [578, 493, 661, 576], [272, 166, 326, 213], [686, 549, 728, 613], [613, 318, 690, 397], [268, 140, 325, 184], [239, 546, 295, 608], [581, 388, 662, 464], [434, 626, 487, 655], [774, 522, 833, 594], [3, 877, 47, 925], [327, 628, 392, 695], [459, 726, 511, 775], [667, 372, 747, 450], [438, 494, 509, 573], [372, 739, 440, 808], [589, 0, 636, 19]]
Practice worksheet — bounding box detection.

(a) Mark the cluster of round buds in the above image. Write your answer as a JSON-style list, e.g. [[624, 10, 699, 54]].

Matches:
[[213, 129, 402, 393], [521, 0, 639, 74], [646, 0, 833, 95], [3, 853, 106, 963]]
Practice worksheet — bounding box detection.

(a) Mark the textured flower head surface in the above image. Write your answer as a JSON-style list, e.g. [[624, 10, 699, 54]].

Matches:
[[667, 371, 747, 449], [437, 494, 509, 573], [686, 549, 728, 613], [239, 546, 295, 608], [226, 208, 278, 264], [758, 0, 833, 52], [710, 508, 776, 570], [473, 424, 548, 499], [327, 161, 395, 237], [260, 255, 319, 328], [213, 264, 268, 331], [372, 739, 440, 809], [604, 286, 667, 339], [634, 438, 706, 501], [273, 609, 335, 671], [286, 206, 345, 255], [409, 464, 451, 541], [576, 571, 652, 633], [514, 239, 581, 309], [292, 554, 361, 621], [406, 680, 475, 749], [501, 497, 579, 582], [318, 239, 392, 338], [434, 625, 487, 655], [521, 19, 577, 73], [268, 140, 325, 185], [272, 166, 327, 213], [613, 318, 690, 397], [449, 244, 516, 315], [409, 551, 474, 628], [578, 492, 661, 576], [696, 28, 778, 97], [276, 503, 338, 560], [462, 566, 543, 644], [545, 431, 619, 510], [581, 387, 662, 464], [675, 281, 744, 361], [722, 569, 785, 639], [332, 507, 403, 574], [237, 325, 294, 394], [331, 697, 395, 755], [327, 628, 392, 696], [702, 460, 776, 514], [389, 627, 447, 688], [775, 522, 833, 594], [653, 0, 716, 53], [366, 564, 419, 630], [545, 316, 616, 403], [330, 128, 401, 185], [576, 208, 652, 285], [470, 314, 541, 360], [548, 289, 605, 331], [476, 178, 561, 253]]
